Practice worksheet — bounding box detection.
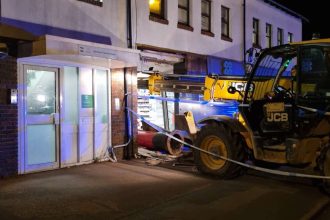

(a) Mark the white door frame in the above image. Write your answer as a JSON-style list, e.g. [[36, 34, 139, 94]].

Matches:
[[18, 60, 112, 174], [20, 64, 60, 173]]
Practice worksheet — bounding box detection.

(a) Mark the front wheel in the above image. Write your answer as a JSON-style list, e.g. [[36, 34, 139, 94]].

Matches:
[[194, 123, 245, 179]]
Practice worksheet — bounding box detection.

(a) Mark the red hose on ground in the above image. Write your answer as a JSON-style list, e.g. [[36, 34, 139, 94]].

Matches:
[[137, 130, 168, 152], [137, 130, 155, 149]]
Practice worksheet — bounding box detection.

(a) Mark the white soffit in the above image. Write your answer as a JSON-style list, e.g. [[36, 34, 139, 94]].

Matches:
[[27, 35, 140, 68], [140, 50, 184, 65]]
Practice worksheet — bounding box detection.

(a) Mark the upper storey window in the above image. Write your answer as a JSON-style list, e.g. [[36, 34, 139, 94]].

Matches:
[[178, 0, 190, 26], [149, 0, 165, 19], [252, 18, 260, 47], [277, 28, 283, 45], [149, 0, 168, 24], [201, 0, 213, 36], [266, 23, 272, 48], [201, 0, 211, 32], [288, 32, 293, 43], [221, 6, 230, 39]]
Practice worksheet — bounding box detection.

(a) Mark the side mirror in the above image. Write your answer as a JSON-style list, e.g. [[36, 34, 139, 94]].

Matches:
[[227, 86, 237, 94], [227, 85, 245, 98]]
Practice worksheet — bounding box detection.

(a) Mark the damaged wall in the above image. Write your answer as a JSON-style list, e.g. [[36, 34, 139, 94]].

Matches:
[[111, 67, 138, 159]]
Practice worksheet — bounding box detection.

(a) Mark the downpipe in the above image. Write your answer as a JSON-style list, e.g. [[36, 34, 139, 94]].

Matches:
[[243, 0, 247, 72]]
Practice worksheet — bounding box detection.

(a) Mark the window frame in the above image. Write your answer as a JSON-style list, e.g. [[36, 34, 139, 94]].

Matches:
[[277, 28, 283, 45], [150, 0, 165, 19], [221, 6, 231, 41], [252, 18, 260, 47], [266, 23, 272, 48], [201, 0, 213, 36], [77, 0, 103, 7], [178, 0, 190, 26], [149, 0, 168, 25]]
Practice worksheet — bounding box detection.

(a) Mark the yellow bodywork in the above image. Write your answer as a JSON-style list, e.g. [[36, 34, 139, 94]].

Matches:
[[290, 38, 330, 46], [148, 74, 162, 95], [204, 76, 246, 101], [203, 76, 293, 101]]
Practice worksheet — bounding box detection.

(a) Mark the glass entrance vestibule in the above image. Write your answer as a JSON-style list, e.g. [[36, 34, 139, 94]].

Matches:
[[19, 64, 111, 173]]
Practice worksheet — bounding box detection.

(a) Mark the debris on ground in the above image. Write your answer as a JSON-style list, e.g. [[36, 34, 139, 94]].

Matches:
[[137, 147, 178, 166]]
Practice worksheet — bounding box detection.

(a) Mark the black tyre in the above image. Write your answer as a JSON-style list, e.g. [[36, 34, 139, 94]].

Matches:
[[194, 123, 245, 179]]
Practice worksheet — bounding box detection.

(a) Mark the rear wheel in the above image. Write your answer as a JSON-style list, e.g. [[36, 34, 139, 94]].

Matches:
[[194, 123, 245, 179]]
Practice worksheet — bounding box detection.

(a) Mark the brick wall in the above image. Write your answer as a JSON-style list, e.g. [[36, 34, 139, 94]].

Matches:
[[111, 67, 138, 160], [0, 57, 18, 177]]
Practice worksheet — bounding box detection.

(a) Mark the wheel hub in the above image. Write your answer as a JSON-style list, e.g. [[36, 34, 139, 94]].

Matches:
[[200, 135, 228, 170]]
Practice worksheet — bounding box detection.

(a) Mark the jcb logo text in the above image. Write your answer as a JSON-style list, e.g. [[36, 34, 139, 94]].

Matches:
[[267, 112, 288, 122]]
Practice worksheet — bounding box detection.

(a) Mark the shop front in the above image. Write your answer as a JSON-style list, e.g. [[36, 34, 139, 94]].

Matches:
[[17, 35, 139, 174]]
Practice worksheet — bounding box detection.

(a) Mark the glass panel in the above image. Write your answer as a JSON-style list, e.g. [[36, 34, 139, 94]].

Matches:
[[94, 69, 108, 124], [27, 125, 55, 165], [61, 67, 78, 166], [202, 16, 209, 31], [221, 7, 228, 19], [26, 67, 57, 169], [94, 69, 108, 159], [80, 68, 94, 115], [179, 0, 188, 7], [166, 92, 175, 131], [79, 68, 94, 162], [150, 0, 162, 15], [63, 67, 78, 124], [301, 47, 328, 76], [253, 32, 257, 44], [201, 0, 209, 15], [278, 29, 283, 45], [288, 33, 293, 43], [178, 8, 188, 24], [222, 22, 228, 36], [266, 24, 272, 47], [149, 98, 164, 129], [27, 70, 55, 114]]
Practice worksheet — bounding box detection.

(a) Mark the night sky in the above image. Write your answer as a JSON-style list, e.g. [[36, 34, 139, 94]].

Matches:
[[274, 0, 330, 40]]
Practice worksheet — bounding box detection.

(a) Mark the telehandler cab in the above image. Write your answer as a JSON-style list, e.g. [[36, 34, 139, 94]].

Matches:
[[190, 39, 330, 193]]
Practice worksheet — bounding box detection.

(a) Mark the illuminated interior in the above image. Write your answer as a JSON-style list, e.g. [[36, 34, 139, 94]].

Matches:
[[149, 0, 162, 16]]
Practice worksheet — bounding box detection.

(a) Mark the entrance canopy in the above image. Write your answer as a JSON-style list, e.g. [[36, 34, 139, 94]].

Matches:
[[18, 35, 140, 69]]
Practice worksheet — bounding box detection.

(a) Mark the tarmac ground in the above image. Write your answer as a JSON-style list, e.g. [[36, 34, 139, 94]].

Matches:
[[0, 159, 329, 220]]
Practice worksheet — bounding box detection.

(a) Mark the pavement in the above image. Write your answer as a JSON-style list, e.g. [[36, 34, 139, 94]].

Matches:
[[0, 159, 329, 220]]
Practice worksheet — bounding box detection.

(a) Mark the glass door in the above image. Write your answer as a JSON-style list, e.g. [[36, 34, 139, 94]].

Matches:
[[24, 65, 59, 172]]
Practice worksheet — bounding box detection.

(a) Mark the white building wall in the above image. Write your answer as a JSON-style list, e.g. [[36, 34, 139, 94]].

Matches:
[[1, 0, 128, 47], [246, 0, 302, 49], [134, 0, 303, 62], [133, 0, 243, 61]]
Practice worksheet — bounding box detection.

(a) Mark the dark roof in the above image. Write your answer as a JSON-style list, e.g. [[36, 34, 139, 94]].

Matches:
[[263, 0, 309, 23], [0, 23, 36, 42], [0, 23, 37, 57]]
